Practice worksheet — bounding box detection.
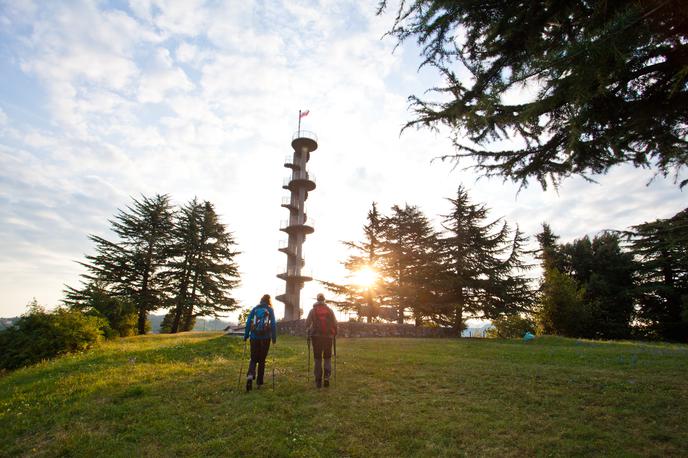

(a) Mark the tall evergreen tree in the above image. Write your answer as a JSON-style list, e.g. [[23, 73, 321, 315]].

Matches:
[[437, 186, 534, 332], [629, 207, 688, 341], [322, 203, 389, 322], [66, 194, 173, 334], [380, 204, 440, 325], [536, 227, 636, 338], [535, 223, 561, 272], [560, 234, 636, 338], [379, 0, 688, 188], [164, 198, 204, 333], [165, 200, 241, 332]]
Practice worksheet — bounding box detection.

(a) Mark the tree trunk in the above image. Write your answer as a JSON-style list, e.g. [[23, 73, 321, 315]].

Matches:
[[182, 305, 194, 331], [137, 308, 147, 335], [453, 305, 463, 335], [138, 240, 155, 334], [170, 304, 184, 333]]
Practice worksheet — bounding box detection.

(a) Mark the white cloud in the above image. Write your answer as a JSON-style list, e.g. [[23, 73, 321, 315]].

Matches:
[[129, 0, 209, 36], [175, 42, 199, 63], [137, 47, 194, 103]]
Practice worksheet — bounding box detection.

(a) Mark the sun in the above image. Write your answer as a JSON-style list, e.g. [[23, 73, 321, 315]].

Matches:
[[352, 266, 378, 288]]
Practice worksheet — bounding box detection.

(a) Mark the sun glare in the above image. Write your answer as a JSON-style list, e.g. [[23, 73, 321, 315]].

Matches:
[[352, 266, 377, 288]]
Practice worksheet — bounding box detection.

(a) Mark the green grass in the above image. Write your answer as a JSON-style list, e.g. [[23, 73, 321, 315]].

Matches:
[[1, 333, 687, 457]]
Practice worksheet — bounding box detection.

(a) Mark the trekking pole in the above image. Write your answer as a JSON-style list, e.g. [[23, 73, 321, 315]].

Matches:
[[272, 353, 276, 391], [333, 335, 337, 388], [237, 339, 247, 391], [307, 336, 311, 384]]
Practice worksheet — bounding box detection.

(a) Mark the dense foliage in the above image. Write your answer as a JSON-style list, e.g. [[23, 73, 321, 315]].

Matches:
[[486, 314, 536, 339], [0, 301, 106, 370], [65, 195, 241, 335], [324, 187, 535, 331], [379, 0, 688, 188], [535, 209, 688, 342], [321, 203, 389, 322], [628, 208, 688, 340], [436, 185, 533, 330], [65, 282, 138, 338], [65, 194, 173, 334], [163, 199, 240, 333]]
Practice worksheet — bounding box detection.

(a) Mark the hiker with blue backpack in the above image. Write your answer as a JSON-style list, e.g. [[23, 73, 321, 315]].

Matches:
[[306, 293, 338, 388], [243, 294, 277, 392]]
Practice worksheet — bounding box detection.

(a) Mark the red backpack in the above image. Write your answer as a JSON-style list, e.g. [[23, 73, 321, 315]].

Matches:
[[314, 304, 334, 336]]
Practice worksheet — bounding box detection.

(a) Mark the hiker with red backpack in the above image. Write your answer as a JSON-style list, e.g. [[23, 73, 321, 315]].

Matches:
[[243, 294, 277, 392], [306, 293, 338, 388]]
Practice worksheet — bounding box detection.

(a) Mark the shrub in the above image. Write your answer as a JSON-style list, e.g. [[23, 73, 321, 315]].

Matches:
[[0, 301, 106, 370], [487, 315, 536, 338], [68, 285, 138, 337]]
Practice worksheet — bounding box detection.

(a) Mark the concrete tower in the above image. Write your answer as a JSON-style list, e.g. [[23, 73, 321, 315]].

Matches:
[[276, 130, 318, 320]]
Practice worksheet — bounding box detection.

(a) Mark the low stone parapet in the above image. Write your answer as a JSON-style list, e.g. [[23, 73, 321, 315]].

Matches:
[[277, 320, 456, 338]]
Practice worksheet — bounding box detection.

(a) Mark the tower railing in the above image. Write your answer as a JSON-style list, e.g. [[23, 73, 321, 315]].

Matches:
[[280, 217, 315, 229], [283, 173, 316, 187], [293, 130, 317, 142], [277, 266, 314, 278]]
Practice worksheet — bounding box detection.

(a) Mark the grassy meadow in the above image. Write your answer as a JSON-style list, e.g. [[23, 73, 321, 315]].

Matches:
[[1, 333, 687, 457]]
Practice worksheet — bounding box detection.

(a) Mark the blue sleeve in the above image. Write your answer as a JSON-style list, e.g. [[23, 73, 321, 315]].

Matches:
[[270, 308, 277, 342], [243, 309, 254, 340]]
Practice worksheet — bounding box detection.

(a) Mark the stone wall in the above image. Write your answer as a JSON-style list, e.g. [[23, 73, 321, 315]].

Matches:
[[277, 320, 456, 338]]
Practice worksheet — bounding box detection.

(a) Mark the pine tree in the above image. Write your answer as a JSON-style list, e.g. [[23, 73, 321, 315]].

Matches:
[[66, 194, 173, 335], [379, 0, 688, 188], [559, 234, 636, 338], [322, 203, 395, 322], [535, 223, 561, 272], [166, 200, 241, 332], [536, 227, 637, 338], [629, 207, 688, 341], [380, 204, 440, 325], [163, 198, 204, 333], [437, 186, 534, 332]]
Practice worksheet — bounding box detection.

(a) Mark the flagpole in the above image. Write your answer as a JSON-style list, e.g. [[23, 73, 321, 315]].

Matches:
[[298, 110, 301, 137]]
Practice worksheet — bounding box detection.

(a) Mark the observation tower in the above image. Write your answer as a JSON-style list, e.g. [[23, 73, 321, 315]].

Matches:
[[276, 121, 318, 320]]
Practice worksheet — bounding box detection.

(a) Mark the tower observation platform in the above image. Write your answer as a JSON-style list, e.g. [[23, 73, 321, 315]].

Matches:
[[276, 130, 318, 320]]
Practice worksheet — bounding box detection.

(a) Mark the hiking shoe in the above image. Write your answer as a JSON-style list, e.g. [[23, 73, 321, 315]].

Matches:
[[315, 379, 322, 388], [246, 379, 253, 392], [323, 379, 329, 388]]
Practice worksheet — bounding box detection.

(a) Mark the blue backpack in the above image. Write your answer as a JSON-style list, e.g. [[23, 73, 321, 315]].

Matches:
[[251, 306, 271, 338]]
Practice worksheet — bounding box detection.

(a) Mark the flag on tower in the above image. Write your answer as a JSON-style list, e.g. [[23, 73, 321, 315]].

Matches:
[[299, 110, 310, 119]]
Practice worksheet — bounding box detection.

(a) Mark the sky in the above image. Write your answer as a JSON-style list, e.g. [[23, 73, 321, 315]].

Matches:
[[0, 0, 685, 320]]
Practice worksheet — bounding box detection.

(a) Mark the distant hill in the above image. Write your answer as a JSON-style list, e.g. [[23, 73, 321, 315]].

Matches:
[[147, 314, 235, 333], [0, 314, 234, 334], [0, 317, 18, 330]]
